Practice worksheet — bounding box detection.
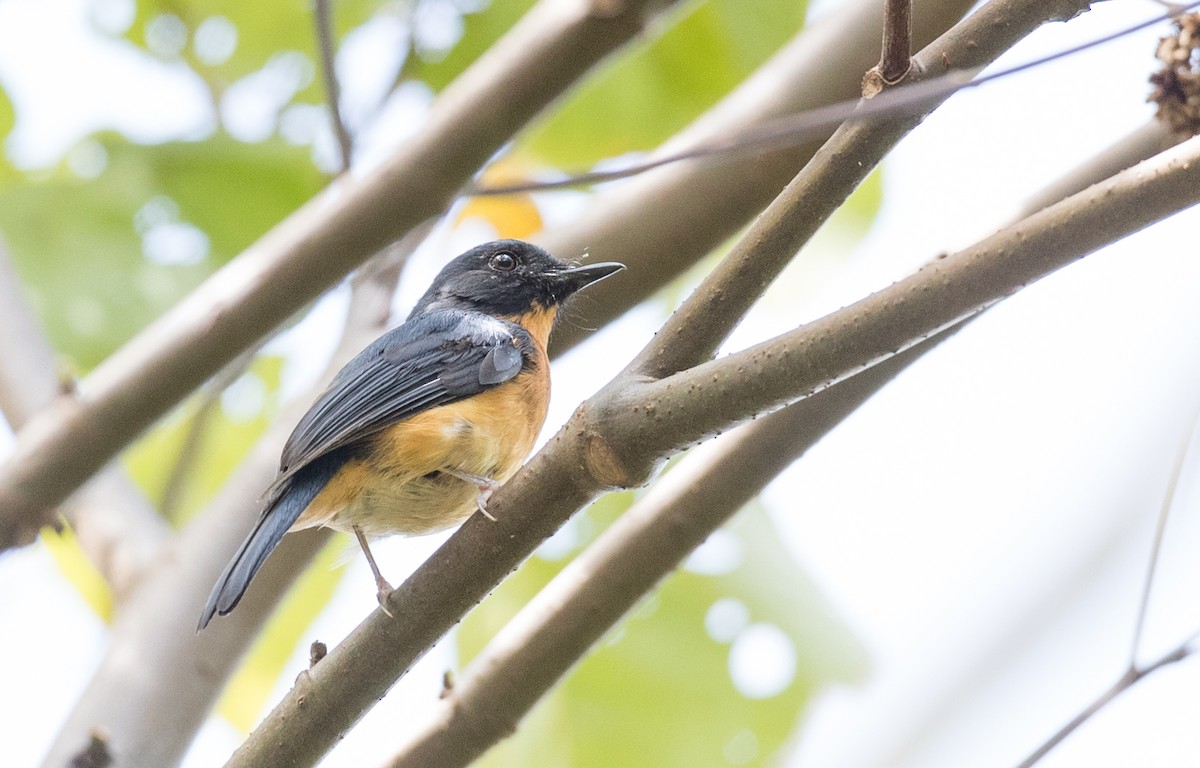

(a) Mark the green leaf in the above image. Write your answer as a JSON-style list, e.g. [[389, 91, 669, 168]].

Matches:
[[460, 498, 865, 768], [0, 135, 324, 370], [119, 0, 380, 105], [521, 0, 808, 166]]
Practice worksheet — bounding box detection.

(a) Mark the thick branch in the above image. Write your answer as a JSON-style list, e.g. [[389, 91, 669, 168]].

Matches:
[[543, 0, 975, 355], [615, 135, 1200, 464], [394, 116, 1194, 764], [224, 112, 1200, 768], [628, 0, 1095, 380], [0, 0, 678, 551], [384, 331, 952, 768]]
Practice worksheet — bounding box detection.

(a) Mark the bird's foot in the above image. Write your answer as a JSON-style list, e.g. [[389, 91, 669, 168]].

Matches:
[[376, 581, 395, 618], [446, 470, 503, 522]]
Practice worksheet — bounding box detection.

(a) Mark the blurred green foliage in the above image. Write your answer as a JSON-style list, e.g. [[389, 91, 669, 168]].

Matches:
[[123, 355, 285, 523], [0, 138, 324, 370], [521, 0, 809, 165], [0, 0, 877, 762], [122, 0, 379, 103]]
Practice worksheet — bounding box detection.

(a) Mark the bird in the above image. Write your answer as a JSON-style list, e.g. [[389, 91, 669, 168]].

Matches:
[[198, 240, 623, 629]]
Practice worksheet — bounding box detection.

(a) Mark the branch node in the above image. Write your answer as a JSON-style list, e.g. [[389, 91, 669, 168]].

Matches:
[[584, 431, 635, 489], [68, 729, 112, 768]]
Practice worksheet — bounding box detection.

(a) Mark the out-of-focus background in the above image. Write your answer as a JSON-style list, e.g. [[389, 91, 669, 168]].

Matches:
[[1, 0, 1199, 766]]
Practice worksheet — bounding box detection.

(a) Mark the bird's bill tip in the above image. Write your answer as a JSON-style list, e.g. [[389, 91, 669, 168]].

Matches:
[[557, 261, 625, 293]]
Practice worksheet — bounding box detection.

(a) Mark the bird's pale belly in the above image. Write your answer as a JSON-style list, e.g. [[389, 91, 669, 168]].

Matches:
[[291, 369, 548, 537]]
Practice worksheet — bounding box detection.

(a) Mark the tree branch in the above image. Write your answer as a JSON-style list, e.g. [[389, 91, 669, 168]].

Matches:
[[879, 0, 913, 83], [390, 116, 1200, 765], [1015, 401, 1200, 768], [627, 0, 1096, 381], [543, 0, 976, 356], [614, 135, 1200, 465], [0, 0, 681, 552], [1014, 643, 1193, 768], [223, 102, 1200, 768], [384, 329, 955, 768], [314, 0, 353, 172]]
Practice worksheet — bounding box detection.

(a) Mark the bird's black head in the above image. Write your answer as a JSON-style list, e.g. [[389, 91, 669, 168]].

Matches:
[[411, 240, 624, 319]]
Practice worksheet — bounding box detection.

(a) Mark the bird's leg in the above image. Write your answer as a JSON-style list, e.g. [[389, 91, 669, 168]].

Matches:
[[353, 527, 394, 615], [444, 470, 502, 521]]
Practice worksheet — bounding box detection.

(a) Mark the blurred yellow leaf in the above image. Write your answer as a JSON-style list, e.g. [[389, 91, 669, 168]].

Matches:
[[456, 163, 543, 239], [42, 525, 114, 623]]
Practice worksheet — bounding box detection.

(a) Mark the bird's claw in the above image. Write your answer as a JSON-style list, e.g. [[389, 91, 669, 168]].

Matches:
[[476, 487, 498, 521], [377, 583, 395, 618], [446, 470, 502, 522]]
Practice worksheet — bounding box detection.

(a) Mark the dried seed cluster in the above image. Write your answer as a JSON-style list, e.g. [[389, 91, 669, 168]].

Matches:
[[1150, 13, 1200, 136]]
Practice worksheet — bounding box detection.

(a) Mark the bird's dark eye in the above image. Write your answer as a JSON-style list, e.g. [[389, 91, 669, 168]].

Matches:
[[489, 252, 517, 272]]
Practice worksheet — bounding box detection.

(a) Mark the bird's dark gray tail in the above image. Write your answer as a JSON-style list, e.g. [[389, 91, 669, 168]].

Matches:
[[197, 464, 337, 630]]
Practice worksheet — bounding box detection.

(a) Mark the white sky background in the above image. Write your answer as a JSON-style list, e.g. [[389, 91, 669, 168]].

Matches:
[[2, 0, 1200, 767]]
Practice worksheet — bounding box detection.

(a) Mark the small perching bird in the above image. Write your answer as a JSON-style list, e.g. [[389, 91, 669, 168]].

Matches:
[[198, 240, 623, 629]]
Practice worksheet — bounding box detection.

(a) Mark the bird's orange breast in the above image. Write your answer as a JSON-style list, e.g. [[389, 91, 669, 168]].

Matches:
[[294, 350, 551, 537]]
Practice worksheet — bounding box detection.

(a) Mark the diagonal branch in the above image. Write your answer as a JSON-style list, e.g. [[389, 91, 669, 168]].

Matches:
[[383, 328, 957, 768], [1014, 641, 1193, 768], [1015, 402, 1200, 768], [0, 0, 682, 552], [614, 135, 1200, 465], [543, 0, 976, 356], [627, 0, 1096, 381], [396, 116, 1200, 766], [223, 108, 1200, 768]]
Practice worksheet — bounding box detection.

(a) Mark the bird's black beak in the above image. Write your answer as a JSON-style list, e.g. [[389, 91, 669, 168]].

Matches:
[[553, 262, 625, 299]]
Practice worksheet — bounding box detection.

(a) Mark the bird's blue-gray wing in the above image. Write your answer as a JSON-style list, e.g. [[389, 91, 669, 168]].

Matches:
[[198, 311, 529, 628]]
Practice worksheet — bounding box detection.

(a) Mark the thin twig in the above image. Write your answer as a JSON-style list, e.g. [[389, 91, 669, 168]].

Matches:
[[472, 0, 1200, 197], [878, 0, 913, 83], [1016, 404, 1200, 768], [314, 0, 353, 172], [1130, 404, 1200, 661], [1015, 642, 1193, 768]]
